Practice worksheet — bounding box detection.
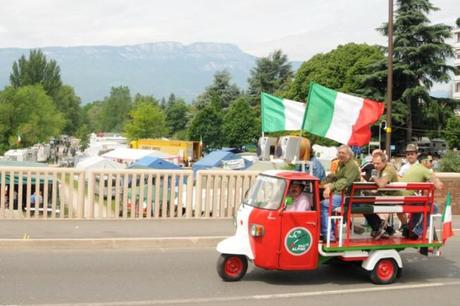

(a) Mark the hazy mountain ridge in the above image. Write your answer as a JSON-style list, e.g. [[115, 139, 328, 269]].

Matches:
[[0, 42, 263, 103]]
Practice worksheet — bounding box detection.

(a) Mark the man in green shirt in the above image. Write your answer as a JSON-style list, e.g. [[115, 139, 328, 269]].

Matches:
[[401, 153, 443, 239], [321, 145, 361, 241], [364, 151, 399, 239]]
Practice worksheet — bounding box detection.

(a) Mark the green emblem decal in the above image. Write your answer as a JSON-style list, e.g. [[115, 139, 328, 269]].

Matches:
[[285, 227, 312, 256]]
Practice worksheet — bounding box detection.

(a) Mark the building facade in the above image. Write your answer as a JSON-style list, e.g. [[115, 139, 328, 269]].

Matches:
[[453, 24, 460, 100]]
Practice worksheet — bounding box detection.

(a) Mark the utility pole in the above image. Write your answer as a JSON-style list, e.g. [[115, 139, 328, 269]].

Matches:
[[385, 0, 394, 158]]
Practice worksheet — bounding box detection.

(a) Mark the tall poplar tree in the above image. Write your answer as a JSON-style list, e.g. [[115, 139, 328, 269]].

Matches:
[[10, 49, 62, 97]]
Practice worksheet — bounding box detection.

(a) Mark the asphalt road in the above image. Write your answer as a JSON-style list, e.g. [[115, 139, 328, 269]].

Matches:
[[0, 236, 459, 306]]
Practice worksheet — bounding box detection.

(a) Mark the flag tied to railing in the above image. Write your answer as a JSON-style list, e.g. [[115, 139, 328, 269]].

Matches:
[[442, 192, 454, 244]]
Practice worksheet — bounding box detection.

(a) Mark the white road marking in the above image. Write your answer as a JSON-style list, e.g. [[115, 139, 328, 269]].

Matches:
[[14, 281, 460, 306]]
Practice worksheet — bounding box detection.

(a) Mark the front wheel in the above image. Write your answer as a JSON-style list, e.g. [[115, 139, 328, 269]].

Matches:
[[370, 258, 399, 284], [217, 254, 248, 282]]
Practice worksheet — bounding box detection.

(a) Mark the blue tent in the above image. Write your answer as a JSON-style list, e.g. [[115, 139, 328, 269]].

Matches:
[[192, 150, 252, 173], [129, 156, 180, 170]]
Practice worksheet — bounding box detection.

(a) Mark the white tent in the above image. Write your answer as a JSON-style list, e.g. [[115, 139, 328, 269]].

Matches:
[[101, 148, 175, 166], [76, 156, 126, 170]]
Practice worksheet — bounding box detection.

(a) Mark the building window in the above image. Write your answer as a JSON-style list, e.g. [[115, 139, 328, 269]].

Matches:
[[456, 82, 460, 93], [457, 33, 460, 43]]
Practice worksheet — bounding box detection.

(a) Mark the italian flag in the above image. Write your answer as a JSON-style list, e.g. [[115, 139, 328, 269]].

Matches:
[[261, 93, 306, 132], [442, 192, 454, 243], [302, 83, 385, 146]]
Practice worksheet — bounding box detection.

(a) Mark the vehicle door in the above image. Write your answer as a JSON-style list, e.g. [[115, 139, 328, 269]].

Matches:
[[245, 175, 285, 270], [278, 180, 319, 270]]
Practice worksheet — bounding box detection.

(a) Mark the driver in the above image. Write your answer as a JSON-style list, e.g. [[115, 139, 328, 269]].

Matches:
[[285, 181, 311, 211]]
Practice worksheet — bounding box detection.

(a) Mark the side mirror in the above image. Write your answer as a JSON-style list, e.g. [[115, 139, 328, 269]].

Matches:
[[284, 196, 293, 208]]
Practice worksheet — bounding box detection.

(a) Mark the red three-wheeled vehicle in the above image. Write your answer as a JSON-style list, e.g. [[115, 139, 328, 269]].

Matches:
[[216, 170, 445, 284]]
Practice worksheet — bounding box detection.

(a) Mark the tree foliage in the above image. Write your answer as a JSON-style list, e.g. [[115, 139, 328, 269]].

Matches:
[[285, 43, 384, 146], [10, 49, 62, 97], [164, 95, 190, 138], [248, 50, 293, 108], [222, 97, 259, 148], [287, 43, 384, 101], [367, 0, 454, 143], [124, 101, 168, 140], [0, 85, 64, 152], [53, 85, 81, 135], [194, 70, 240, 110], [442, 117, 460, 149], [133, 93, 159, 107], [99, 86, 133, 132], [188, 104, 223, 152]]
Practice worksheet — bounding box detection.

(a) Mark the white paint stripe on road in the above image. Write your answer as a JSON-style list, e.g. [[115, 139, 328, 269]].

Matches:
[[15, 281, 460, 306]]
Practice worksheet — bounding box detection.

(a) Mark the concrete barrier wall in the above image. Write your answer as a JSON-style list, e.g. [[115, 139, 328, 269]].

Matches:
[[435, 173, 460, 215]]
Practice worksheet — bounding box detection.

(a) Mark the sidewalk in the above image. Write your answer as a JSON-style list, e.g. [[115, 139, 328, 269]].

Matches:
[[0, 216, 458, 250], [0, 219, 235, 249]]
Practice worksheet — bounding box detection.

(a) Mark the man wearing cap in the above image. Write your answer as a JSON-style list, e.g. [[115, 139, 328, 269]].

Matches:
[[401, 152, 444, 241], [398, 143, 419, 177], [285, 181, 311, 211]]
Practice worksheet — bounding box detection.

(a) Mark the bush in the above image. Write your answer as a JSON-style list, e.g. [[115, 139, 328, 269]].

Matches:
[[440, 150, 460, 172]]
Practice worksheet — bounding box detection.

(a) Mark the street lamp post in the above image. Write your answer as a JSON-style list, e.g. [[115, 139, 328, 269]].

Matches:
[[385, 0, 394, 158]]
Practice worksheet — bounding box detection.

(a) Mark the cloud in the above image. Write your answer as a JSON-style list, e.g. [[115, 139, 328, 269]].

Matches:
[[0, 0, 456, 61]]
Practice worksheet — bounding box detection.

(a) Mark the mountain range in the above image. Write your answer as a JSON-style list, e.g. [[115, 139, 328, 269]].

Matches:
[[0, 42, 299, 104]]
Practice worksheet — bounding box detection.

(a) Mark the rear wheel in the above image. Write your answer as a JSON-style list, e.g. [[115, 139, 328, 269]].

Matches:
[[370, 258, 398, 284], [217, 254, 248, 282]]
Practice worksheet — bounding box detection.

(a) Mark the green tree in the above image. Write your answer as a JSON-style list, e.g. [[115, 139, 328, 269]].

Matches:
[[369, 0, 454, 143], [248, 50, 294, 108], [100, 86, 132, 132], [442, 117, 460, 149], [188, 104, 223, 152], [124, 101, 168, 140], [285, 43, 384, 146], [53, 85, 81, 135], [287, 43, 384, 101], [420, 97, 457, 139], [81, 101, 104, 133], [165, 98, 190, 137], [194, 70, 240, 110], [10, 49, 62, 97], [133, 93, 159, 107], [222, 97, 259, 148], [0, 85, 64, 152]]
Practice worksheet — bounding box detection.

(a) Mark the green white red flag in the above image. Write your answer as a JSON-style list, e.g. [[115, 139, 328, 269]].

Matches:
[[302, 83, 384, 146], [442, 192, 454, 243], [261, 93, 306, 132]]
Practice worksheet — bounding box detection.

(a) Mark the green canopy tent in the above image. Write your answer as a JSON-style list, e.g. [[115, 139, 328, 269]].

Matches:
[[0, 160, 50, 184]]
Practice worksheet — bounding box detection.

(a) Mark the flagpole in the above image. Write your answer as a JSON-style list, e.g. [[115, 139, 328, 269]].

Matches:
[[385, 0, 394, 159]]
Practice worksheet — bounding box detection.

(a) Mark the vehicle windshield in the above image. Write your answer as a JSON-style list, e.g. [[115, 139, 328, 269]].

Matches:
[[243, 175, 286, 210]]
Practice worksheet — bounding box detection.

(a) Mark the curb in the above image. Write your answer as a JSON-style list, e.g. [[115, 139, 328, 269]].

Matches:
[[0, 236, 227, 250]]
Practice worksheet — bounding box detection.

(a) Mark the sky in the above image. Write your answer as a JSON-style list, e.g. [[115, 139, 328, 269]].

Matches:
[[0, 0, 458, 92]]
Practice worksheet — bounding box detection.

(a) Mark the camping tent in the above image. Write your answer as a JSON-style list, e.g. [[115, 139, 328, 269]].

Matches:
[[0, 160, 49, 184], [192, 150, 252, 173], [76, 156, 125, 170], [128, 156, 181, 170], [101, 148, 175, 165]]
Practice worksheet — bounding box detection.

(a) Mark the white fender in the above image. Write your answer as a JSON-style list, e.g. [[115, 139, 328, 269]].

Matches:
[[216, 204, 254, 260], [216, 236, 254, 259], [361, 249, 403, 271]]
